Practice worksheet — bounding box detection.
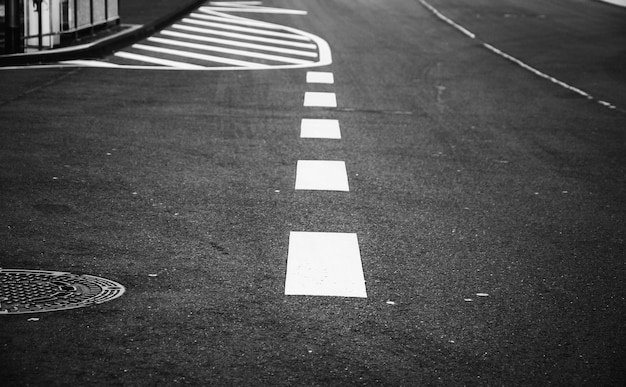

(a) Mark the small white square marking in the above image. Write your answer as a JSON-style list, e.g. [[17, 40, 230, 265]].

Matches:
[[300, 119, 341, 139], [295, 160, 349, 191], [285, 231, 367, 298], [304, 92, 337, 107], [306, 71, 334, 84]]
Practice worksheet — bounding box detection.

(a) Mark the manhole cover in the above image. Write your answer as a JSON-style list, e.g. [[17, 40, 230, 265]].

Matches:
[[0, 268, 125, 314]]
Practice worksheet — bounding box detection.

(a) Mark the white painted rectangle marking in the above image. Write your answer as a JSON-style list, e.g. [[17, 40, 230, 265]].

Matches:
[[300, 119, 341, 139], [306, 71, 334, 84], [304, 92, 337, 107], [285, 231, 367, 298], [295, 160, 349, 191]]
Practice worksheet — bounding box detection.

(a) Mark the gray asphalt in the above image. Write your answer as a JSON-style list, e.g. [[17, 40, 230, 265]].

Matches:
[[1, 0, 625, 385]]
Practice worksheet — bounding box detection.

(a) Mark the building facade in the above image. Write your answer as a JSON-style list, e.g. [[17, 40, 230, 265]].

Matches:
[[1, 0, 120, 54]]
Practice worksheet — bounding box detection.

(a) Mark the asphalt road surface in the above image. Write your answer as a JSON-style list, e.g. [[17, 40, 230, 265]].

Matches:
[[1, 0, 625, 385]]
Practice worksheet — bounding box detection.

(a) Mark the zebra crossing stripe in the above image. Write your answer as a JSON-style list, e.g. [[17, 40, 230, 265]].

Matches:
[[171, 23, 317, 49], [183, 17, 310, 41], [132, 43, 270, 68], [54, 2, 331, 70], [160, 30, 318, 57], [202, 4, 308, 15], [113, 51, 207, 69], [147, 37, 315, 65], [194, 11, 297, 28]]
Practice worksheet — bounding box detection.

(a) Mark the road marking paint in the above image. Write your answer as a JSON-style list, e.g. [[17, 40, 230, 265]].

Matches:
[[161, 30, 318, 57], [147, 37, 315, 64], [418, 0, 475, 38], [285, 231, 367, 298], [192, 11, 301, 30], [172, 23, 317, 49], [113, 51, 207, 69], [184, 16, 310, 41], [194, 12, 285, 28], [210, 1, 263, 5], [62, 60, 122, 68], [132, 43, 270, 68], [481, 42, 594, 100], [5, 4, 332, 71], [306, 71, 334, 84], [418, 0, 620, 111], [300, 119, 341, 139], [295, 160, 349, 191], [304, 92, 337, 107], [204, 3, 308, 15]]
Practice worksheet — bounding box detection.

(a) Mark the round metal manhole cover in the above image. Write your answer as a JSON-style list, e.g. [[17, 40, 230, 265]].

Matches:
[[0, 268, 125, 314]]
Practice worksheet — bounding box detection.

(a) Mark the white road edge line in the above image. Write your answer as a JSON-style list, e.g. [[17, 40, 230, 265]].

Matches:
[[417, 0, 618, 110]]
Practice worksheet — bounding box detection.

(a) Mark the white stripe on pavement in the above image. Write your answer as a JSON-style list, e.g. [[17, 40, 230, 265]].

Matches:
[[160, 30, 318, 57], [147, 37, 315, 64], [304, 92, 337, 107], [132, 43, 270, 68], [172, 23, 317, 49], [300, 119, 341, 139], [306, 71, 334, 84], [203, 4, 308, 15], [194, 10, 302, 28], [182, 17, 310, 41], [285, 231, 367, 298], [113, 51, 207, 69], [295, 160, 349, 191]]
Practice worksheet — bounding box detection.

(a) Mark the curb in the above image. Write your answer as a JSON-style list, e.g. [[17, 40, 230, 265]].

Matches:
[[0, 0, 207, 67], [596, 0, 626, 7]]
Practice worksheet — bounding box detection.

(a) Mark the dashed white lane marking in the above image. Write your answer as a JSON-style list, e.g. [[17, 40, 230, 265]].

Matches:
[[295, 160, 349, 191], [418, 0, 619, 110], [300, 118, 341, 139], [285, 231, 367, 298], [306, 71, 335, 84], [303, 92, 337, 107]]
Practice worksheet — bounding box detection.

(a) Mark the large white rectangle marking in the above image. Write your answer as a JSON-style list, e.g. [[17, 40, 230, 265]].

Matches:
[[300, 119, 341, 139], [295, 160, 349, 191], [304, 92, 337, 107], [285, 232, 367, 298], [306, 71, 334, 84]]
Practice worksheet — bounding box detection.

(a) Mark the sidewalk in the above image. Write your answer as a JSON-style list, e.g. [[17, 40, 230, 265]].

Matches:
[[0, 0, 207, 66]]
